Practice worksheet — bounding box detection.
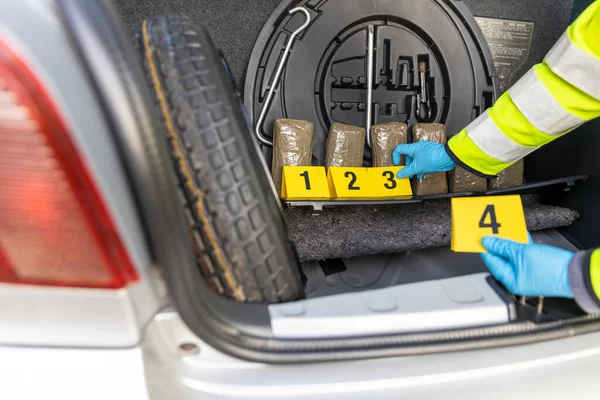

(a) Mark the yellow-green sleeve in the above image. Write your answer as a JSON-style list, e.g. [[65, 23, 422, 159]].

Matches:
[[568, 249, 600, 313], [447, 0, 600, 177]]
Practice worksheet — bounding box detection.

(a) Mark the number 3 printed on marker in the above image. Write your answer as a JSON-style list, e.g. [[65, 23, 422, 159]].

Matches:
[[382, 171, 397, 190]]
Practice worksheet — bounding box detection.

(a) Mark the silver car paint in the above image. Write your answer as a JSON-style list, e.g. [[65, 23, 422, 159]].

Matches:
[[0, 345, 149, 400], [145, 309, 600, 399]]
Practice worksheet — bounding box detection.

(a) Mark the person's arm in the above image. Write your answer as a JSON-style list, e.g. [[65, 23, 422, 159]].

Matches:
[[481, 237, 600, 313], [394, 1, 600, 180], [447, 0, 600, 177], [463, 1, 600, 312], [566, 249, 600, 313], [392, 2, 600, 310]]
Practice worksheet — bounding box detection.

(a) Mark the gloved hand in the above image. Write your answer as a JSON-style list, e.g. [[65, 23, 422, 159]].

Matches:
[[393, 141, 456, 180], [481, 235, 575, 298]]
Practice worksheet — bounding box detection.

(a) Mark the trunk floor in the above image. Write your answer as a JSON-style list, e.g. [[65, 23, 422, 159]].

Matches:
[[303, 230, 577, 299]]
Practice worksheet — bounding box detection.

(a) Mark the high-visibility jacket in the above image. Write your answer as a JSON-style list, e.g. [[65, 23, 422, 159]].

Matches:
[[446, 1, 600, 312]]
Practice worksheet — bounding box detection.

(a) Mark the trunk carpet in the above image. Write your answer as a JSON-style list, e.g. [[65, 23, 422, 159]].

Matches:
[[286, 201, 579, 262], [115, 0, 279, 89], [115, 0, 573, 95]]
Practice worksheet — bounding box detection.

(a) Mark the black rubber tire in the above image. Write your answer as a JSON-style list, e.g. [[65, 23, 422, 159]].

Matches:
[[138, 15, 305, 304]]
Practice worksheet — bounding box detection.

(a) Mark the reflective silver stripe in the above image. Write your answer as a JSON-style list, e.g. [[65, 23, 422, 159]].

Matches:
[[509, 69, 585, 135], [546, 33, 600, 100], [466, 111, 538, 163]]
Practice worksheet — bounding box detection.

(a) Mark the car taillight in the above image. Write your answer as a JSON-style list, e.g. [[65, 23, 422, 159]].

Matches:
[[0, 38, 138, 289]]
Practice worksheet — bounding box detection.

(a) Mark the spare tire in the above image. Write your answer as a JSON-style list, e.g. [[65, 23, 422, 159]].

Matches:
[[138, 15, 305, 303]]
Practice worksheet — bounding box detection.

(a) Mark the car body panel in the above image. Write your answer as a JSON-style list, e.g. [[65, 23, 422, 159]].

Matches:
[[144, 309, 600, 399], [0, 0, 162, 348], [0, 345, 149, 400]]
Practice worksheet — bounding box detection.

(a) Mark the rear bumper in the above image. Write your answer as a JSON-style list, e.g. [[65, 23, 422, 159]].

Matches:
[[0, 345, 149, 400], [3, 309, 599, 400], [142, 308, 600, 399]]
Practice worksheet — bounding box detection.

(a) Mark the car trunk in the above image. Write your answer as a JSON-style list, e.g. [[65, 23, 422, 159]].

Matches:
[[115, 0, 600, 361]]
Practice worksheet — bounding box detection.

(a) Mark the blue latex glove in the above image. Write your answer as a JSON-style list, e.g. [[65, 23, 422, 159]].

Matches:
[[481, 236, 575, 298], [392, 142, 456, 180]]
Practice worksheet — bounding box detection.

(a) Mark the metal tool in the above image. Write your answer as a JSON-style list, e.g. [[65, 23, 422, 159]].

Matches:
[[520, 296, 527, 306], [416, 61, 432, 121], [365, 25, 374, 148], [254, 7, 311, 147], [399, 62, 409, 87], [537, 296, 544, 316]]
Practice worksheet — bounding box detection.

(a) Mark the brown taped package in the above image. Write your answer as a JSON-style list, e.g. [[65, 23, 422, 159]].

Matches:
[[371, 122, 408, 167], [449, 166, 488, 193], [412, 123, 448, 196], [489, 159, 524, 189], [324, 123, 366, 168], [271, 119, 314, 195]]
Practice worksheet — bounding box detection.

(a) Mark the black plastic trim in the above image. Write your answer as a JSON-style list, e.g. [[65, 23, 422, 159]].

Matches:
[[285, 174, 589, 212], [486, 276, 517, 321]]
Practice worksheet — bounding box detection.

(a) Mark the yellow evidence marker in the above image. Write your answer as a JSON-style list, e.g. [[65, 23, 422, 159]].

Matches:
[[281, 166, 331, 200], [367, 167, 413, 198], [451, 195, 528, 253], [327, 167, 413, 200], [327, 167, 371, 199]]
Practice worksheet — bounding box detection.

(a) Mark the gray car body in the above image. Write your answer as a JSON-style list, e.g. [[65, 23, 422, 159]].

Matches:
[[0, 1, 599, 399]]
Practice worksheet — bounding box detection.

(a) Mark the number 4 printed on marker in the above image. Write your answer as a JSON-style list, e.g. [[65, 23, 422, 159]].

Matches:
[[479, 205, 501, 234], [451, 195, 528, 253]]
